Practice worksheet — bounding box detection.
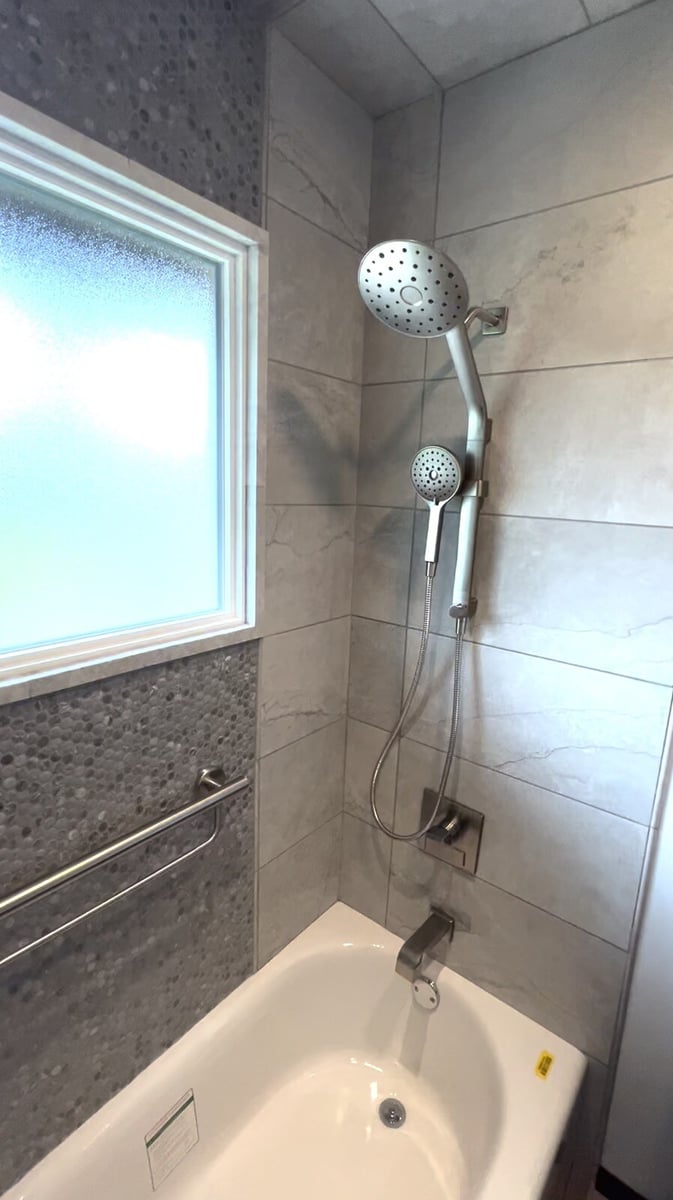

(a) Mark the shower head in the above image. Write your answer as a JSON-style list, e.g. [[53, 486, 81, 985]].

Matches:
[[357, 239, 469, 338], [411, 445, 461, 504], [411, 445, 462, 576]]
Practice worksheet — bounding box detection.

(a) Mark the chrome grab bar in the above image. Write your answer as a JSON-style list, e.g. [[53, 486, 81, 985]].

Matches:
[[0, 768, 249, 969]]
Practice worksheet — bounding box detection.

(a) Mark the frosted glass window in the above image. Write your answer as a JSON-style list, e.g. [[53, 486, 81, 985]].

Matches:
[[0, 171, 225, 653]]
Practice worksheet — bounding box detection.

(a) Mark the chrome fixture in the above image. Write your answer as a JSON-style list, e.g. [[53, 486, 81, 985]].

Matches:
[[411, 444, 462, 576], [0, 768, 249, 969], [395, 905, 455, 983], [412, 976, 440, 1011], [357, 238, 506, 621], [379, 1098, 407, 1128], [357, 239, 507, 844], [423, 791, 485, 875]]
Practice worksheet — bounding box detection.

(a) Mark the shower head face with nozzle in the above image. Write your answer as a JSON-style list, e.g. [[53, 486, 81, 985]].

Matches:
[[411, 445, 462, 505], [411, 445, 462, 572], [358, 240, 469, 338]]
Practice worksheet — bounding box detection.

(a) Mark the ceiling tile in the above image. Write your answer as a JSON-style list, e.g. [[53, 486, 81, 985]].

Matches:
[[275, 0, 438, 116], [369, 0, 588, 89]]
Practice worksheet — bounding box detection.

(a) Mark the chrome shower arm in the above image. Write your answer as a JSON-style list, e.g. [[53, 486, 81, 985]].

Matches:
[[445, 324, 490, 620]]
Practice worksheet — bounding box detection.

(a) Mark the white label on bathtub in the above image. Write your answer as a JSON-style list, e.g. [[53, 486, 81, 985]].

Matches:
[[145, 1090, 199, 1190]]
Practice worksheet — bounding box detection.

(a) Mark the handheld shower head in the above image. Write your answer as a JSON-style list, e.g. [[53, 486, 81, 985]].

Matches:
[[410, 445, 462, 575], [357, 239, 469, 338]]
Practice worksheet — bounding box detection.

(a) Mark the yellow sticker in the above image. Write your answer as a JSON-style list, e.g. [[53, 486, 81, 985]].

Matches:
[[535, 1051, 554, 1080]]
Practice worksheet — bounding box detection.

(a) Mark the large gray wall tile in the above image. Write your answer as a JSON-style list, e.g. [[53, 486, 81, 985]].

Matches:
[[428, 177, 673, 377], [275, 0, 437, 117], [267, 31, 373, 249], [258, 720, 346, 866], [257, 814, 341, 964], [358, 383, 423, 506], [371, 0, 587, 91], [349, 617, 406, 730], [387, 841, 626, 1061], [404, 633, 670, 822], [267, 362, 360, 505], [344, 717, 397, 828], [451, 362, 673, 527], [352, 506, 414, 624], [265, 504, 354, 635], [363, 310, 427, 385], [340, 813, 391, 923], [396, 738, 647, 948], [260, 617, 350, 755], [369, 93, 442, 245], [472, 515, 673, 684], [268, 199, 363, 381], [585, 0, 656, 22], [437, 0, 673, 234]]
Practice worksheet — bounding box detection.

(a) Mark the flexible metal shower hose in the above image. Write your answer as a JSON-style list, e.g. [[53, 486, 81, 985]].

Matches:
[[370, 575, 467, 841]]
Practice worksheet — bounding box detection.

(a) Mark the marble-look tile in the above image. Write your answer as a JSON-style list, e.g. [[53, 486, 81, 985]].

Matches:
[[427, 176, 673, 377], [352, 506, 414, 625], [407, 508, 460, 636], [276, 0, 437, 117], [437, 0, 673, 234], [268, 199, 363, 382], [387, 842, 626, 1061], [340, 813, 392, 924], [267, 31, 372, 250], [258, 719, 346, 866], [395, 739, 647, 948], [363, 310, 427, 386], [267, 361, 360, 505], [403, 633, 670, 822], [264, 505, 354, 635], [357, 383, 423, 507], [344, 718, 397, 829], [424, 363, 673, 528], [471, 514, 673, 685], [257, 814, 341, 964], [585, 0, 653, 20], [372, 0, 587, 91], [370, 93, 442, 245], [260, 617, 350, 755], [348, 617, 406, 730]]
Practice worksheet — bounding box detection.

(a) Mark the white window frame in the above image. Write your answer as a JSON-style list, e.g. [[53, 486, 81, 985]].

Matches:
[[0, 92, 267, 703]]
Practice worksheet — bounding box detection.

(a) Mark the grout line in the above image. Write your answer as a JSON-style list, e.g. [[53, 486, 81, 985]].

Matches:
[[351, 609, 673, 689], [266, 195, 365, 255], [364, 0, 443, 90], [438, 0, 657, 103], [267, 0, 306, 26], [264, 611, 352, 640], [257, 713, 346, 760], [364, 352, 673, 388], [436, 167, 673, 241], [258, 806, 343, 871], [346, 714, 655, 830], [268, 356, 362, 388]]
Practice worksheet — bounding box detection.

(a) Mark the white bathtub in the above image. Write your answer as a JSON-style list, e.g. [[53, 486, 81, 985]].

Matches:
[[4, 903, 586, 1200]]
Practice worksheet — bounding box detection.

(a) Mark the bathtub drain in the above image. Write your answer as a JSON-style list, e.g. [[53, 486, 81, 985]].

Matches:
[[379, 1098, 406, 1129]]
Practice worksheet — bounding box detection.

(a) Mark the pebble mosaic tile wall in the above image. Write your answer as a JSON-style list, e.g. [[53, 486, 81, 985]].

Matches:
[[0, 0, 265, 223], [0, 1, 265, 1187], [0, 643, 258, 1188]]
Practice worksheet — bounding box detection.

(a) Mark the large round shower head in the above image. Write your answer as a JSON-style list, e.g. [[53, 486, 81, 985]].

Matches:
[[411, 445, 462, 505], [358, 240, 469, 338]]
